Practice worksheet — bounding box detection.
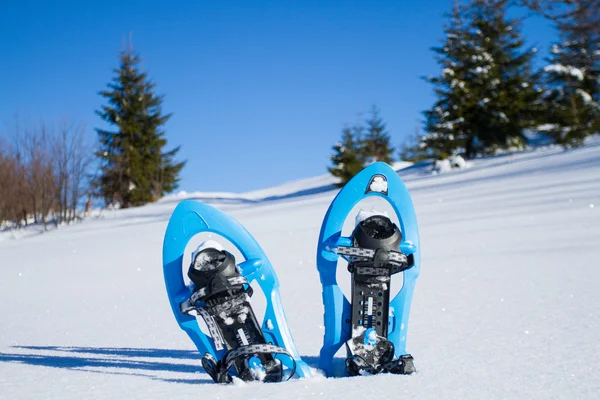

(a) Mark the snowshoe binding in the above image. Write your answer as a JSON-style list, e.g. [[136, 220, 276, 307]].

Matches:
[[341, 215, 415, 376], [316, 162, 421, 377], [181, 243, 295, 383], [163, 200, 310, 383]]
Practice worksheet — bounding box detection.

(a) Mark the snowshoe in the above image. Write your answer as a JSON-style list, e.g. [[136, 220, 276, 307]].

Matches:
[[163, 200, 311, 383], [316, 162, 420, 377]]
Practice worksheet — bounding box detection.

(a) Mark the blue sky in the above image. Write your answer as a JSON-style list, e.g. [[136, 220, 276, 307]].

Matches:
[[0, 0, 555, 193]]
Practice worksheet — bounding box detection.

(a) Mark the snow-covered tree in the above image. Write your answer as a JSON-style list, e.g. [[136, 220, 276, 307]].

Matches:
[[363, 106, 394, 164], [399, 123, 430, 163], [537, 1, 600, 146], [423, 0, 540, 159], [328, 125, 366, 187], [466, 0, 541, 153], [422, 3, 472, 159]]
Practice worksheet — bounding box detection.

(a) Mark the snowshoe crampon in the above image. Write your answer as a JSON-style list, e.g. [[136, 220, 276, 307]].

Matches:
[[162, 200, 310, 383], [316, 162, 420, 377]]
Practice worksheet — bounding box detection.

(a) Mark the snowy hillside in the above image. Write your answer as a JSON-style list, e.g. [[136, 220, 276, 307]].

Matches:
[[1, 143, 599, 399]]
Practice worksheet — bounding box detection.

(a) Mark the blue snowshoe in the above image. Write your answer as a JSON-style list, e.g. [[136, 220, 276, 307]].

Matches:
[[162, 200, 310, 383], [316, 162, 420, 377]]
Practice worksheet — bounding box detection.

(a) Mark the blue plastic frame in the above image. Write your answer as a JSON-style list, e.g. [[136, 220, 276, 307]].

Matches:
[[316, 162, 421, 377], [162, 200, 310, 378]]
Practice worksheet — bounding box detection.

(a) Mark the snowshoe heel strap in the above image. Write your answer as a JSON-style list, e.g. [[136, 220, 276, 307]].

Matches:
[[201, 353, 232, 383], [345, 333, 415, 376], [383, 354, 415, 375], [202, 344, 296, 383], [346, 353, 415, 376]]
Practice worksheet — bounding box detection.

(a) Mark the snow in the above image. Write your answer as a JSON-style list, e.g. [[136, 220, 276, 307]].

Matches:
[[266, 319, 274, 330], [537, 123, 559, 132], [355, 209, 390, 227], [432, 155, 470, 175], [449, 155, 469, 169], [1, 142, 600, 399], [368, 176, 388, 193], [442, 68, 454, 76], [191, 240, 225, 270], [432, 158, 452, 174], [497, 112, 509, 122], [576, 89, 593, 104], [544, 64, 584, 81]]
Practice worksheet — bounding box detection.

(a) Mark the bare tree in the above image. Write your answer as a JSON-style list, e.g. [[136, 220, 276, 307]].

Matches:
[[19, 122, 56, 230], [52, 119, 94, 224], [1, 117, 93, 230], [0, 140, 20, 225]]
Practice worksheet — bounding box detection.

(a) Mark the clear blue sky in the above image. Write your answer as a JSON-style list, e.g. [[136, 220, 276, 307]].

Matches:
[[0, 0, 555, 193]]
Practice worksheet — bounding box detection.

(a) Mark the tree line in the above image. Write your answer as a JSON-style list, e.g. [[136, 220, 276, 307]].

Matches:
[[330, 0, 599, 184], [1, 48, 185, 229], [0, 120, 92, 229]]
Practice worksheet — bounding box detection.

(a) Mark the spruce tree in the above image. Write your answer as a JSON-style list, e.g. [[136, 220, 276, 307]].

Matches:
[[399, 123, 431, 163], [422, 3, 472, 159], [539, 1, 600, 147], [328, 125, 365, 187], [363, 106, 394, 164], [423, 0, 539, 159], [466, 0, 540, 153], [95, 49, 185, 208]]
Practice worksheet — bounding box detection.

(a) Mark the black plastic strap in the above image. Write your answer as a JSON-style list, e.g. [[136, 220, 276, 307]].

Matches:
[[201, 344, 296, 383], [336, 246, 413, 274], [346, 339, 414, 376], [180, 276, 251, 315], [193, 275, 248, 303]]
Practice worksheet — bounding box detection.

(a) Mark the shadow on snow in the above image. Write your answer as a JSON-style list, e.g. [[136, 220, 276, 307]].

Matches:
[[0, 346, 212, 385], [0, 346, 325, 384]]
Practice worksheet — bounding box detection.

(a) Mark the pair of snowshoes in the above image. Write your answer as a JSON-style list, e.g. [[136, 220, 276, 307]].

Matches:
[[162, 162, 420, 383]]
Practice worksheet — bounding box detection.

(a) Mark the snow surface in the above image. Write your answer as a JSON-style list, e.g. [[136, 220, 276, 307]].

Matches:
[[1, 142, 600, 399]]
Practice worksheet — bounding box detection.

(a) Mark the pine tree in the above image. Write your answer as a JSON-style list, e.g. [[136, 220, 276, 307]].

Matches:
[[422, 3, 472, 159], [538, 1, 600, 147], [399, 123, 431, 163], [95, 49, 185, 208], [363, 106, 394, 164], [467, 0, 541, 153], [423, 0, 540, 159], [328, 125, 365, 187]]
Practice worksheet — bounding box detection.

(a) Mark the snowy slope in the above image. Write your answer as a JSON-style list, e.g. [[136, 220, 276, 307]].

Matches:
[[160, 161, 413, 204], [1, 143, 599, 399]]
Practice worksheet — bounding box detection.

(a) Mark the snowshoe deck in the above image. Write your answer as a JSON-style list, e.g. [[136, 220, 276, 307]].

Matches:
[[316, 163, 421, 377], [162, 200, 310, 382]]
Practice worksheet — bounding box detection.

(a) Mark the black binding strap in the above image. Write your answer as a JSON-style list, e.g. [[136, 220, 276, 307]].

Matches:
[[181, 286, 296, 383], [336, 245, 413, 275], [180, 275, 250, 314], [346, 337, 415, 376], [337, 243, 415, 376], [201, 344, 297, 383]]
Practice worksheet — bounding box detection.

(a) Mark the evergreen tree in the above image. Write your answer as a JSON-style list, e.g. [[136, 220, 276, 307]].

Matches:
[[538, 1, 600, 147], [422, 3, 472, 159], [467, 0, 541, 153], [399, 123, 431, 163], [328, 125, 365, 187], [423, 0, 540, 159], [363, 106, 394, 164], [95, 49, 185, 208]]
